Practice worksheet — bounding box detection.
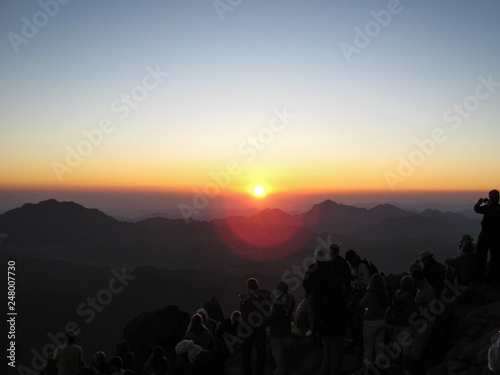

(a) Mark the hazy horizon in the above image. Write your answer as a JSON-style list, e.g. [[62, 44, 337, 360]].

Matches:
[[0, 188, 487, 218]]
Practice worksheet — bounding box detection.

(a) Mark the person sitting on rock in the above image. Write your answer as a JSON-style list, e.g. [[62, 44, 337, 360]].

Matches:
[[89, 351, 113, 375], [115, 341, 136, 374], [109, 356, 124, 375], [458, 234, 475, 256], [142, 346, 169, 375], [184, 313, 217, 354]]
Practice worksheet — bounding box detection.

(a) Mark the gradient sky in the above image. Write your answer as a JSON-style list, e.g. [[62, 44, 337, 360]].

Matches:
[[1, 1, 500, 213]]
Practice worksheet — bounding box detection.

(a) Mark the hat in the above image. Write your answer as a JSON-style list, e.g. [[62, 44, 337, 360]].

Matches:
[[460, 234, 473, 243], [418, 251, 433, 260]]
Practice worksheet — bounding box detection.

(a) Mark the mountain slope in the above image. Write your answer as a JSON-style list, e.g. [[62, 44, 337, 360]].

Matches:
[[299, 199, 413, 234]]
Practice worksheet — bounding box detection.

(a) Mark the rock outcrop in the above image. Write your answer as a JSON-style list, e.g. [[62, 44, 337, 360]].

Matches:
[[121, 305, 190, 374]]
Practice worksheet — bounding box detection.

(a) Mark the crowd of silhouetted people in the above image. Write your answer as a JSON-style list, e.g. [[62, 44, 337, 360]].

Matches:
[[39, 190, 500, 375]]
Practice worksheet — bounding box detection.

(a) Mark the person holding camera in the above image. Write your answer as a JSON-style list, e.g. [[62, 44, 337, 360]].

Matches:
[[474, 189, 500, 286]]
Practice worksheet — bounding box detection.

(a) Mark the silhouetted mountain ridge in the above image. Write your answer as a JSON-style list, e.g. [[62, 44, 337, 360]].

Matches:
[[0, 199, 135, 246], [0, 198, 481, 272], [299, 199, 413, 234]]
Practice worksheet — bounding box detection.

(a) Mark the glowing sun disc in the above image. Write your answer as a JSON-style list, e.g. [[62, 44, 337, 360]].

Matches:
[[254, 185, 265, 196]]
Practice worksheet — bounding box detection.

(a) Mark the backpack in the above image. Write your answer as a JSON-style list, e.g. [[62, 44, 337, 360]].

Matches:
[[240, 290, 271, 327], [360, 257, 379, 276]]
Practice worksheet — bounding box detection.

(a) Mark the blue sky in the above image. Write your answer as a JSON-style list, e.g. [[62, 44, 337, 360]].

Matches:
[[1, 0, 499, 213]]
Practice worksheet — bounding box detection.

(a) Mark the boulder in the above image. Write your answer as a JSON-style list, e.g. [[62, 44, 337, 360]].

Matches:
[[121, 305, 190, 374], [203, 295, 225, 323]]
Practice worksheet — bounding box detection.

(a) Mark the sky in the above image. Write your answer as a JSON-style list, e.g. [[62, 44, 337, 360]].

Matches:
[[1, 0, 500, 215]]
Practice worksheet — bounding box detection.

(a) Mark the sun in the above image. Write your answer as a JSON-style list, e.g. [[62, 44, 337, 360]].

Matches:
[[253, 185, 265, 197]]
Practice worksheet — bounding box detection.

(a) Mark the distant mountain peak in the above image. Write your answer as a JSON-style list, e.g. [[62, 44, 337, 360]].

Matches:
[[20, 199, 87, 211], [317, 199, 339, 206], [0, 198, 122, 246], [250, 207, 294, 221], [369, 203, 408, 214]]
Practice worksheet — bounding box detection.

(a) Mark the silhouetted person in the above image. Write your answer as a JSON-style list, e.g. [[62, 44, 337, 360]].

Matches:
[[359, 273, 390, 367], [196, 308, 218, 337], [409, 260, 422, 275], [417, 251, 445, 296], [269, 281, 295, 375], [115, 341, 135, 374], [409, 269, 435, 365], [458, 234, 475, 256], [215, 310, 241, 374], [390, 275, 416, 374], [53, 330, 85, 375], [184, 313, 217, 354], [294, 297, 310, 335], [89, 351, 113, 375], [328, 244, 352, 288], [314, 255, 350, 375], [239, 278, 270, 375], [302, 248, 331, 346], [174, 340, 202, 375], [345, 249, 370, 344], [109, 356, 124, 375], [345, 249, 371, 291], [474, 189, 500, 285], [142, 346, 169, 375], [445, 241, 476, 286]]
